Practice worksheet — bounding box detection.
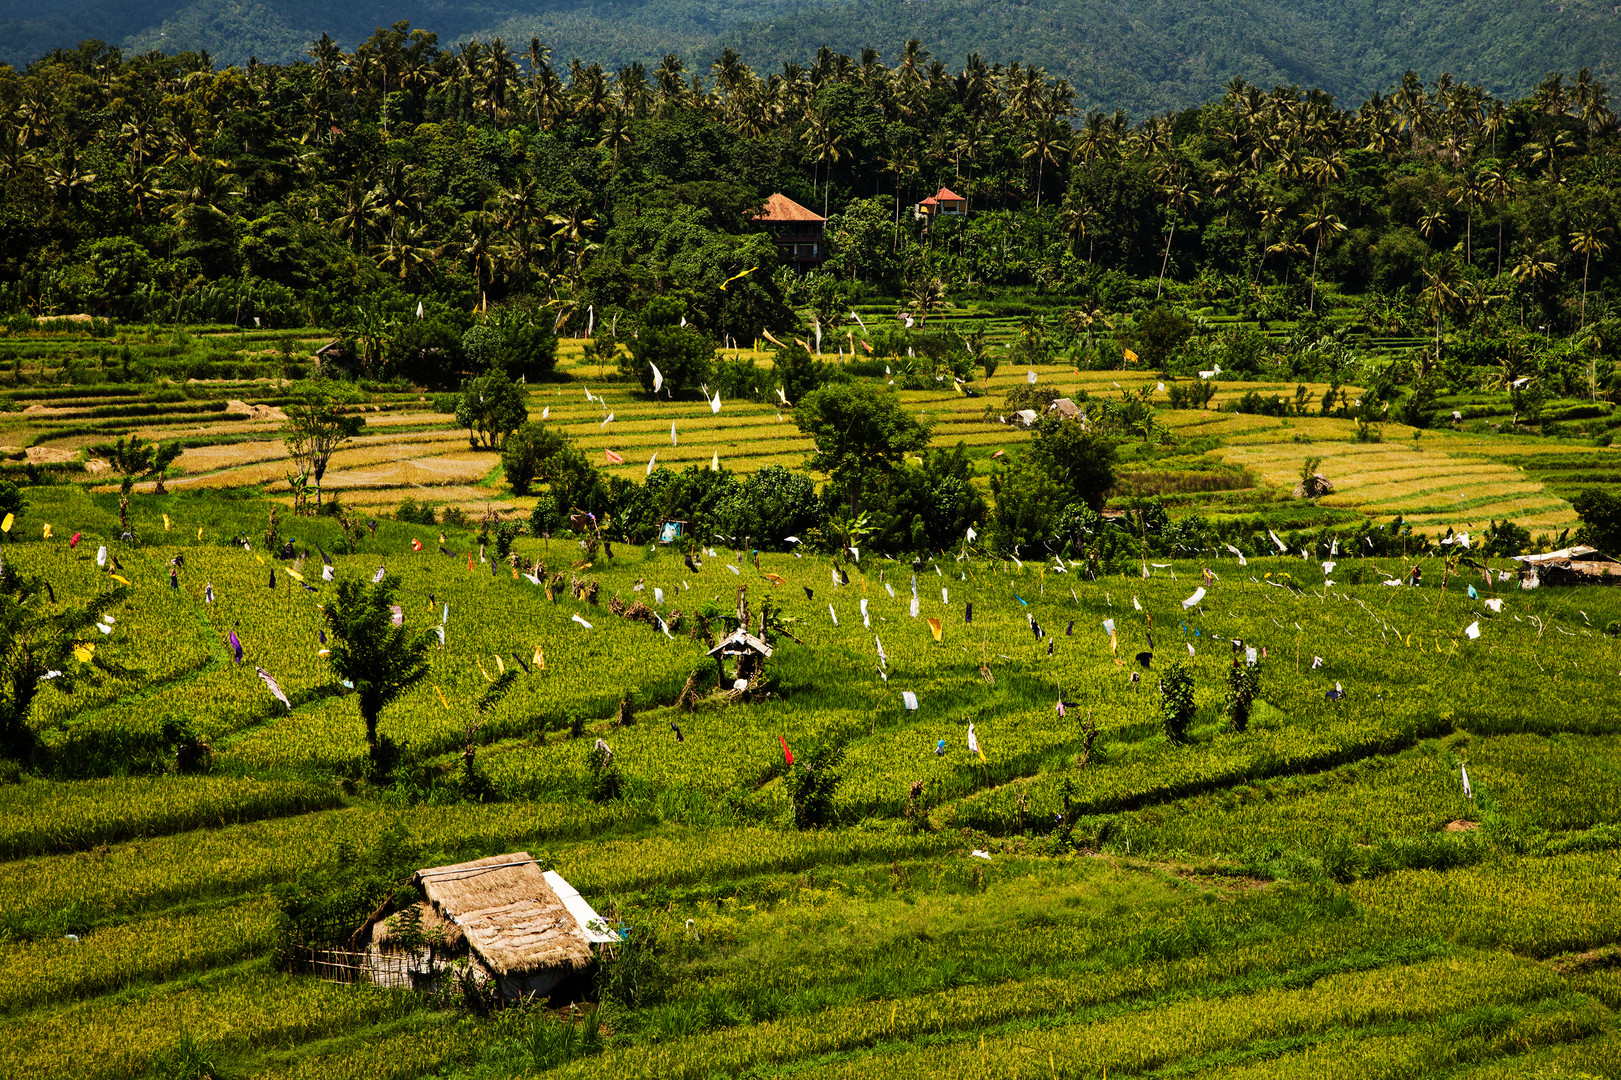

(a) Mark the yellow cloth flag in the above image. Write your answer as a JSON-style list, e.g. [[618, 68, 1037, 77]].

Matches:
[[495, 654, 505, 674], [533, 646, 546, 671], [433, 685, 449, 711], [73, 642, 95, 663], [110, 574, 130, 585], [1, 513, 13, 532], [42, 524, 51, 539], [284, 568, 304, 582], [927, 617, 943, 642], [1123, 348, 1139, 362], [163, 514, 171, 531], [197, 527, 203, 541], [761, 328, 787, 349]]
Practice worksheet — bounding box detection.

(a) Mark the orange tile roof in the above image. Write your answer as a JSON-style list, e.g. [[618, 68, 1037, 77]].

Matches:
[[934, 187, 964, 202], [753, 193, 826, 223]]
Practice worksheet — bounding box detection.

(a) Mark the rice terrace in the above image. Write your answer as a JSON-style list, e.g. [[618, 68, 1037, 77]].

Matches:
[[6, 26, 1621, 1080]]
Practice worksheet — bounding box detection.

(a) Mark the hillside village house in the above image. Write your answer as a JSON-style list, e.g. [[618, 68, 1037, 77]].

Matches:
[[753, 193, 825, 271], [915, 187, 968, 219]]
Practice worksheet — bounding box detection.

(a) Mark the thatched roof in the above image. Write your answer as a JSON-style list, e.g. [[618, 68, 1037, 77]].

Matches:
[[413, 852, 593, 977], [708, 626, 773, 659], [1513, 545, 1617, 566], [371, 901, 466, 952]]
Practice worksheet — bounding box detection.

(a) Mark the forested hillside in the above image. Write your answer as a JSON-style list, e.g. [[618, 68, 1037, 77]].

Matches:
[[1, 0, 1619, 116]]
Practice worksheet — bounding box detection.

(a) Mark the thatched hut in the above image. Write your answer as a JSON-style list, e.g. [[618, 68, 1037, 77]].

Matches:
[[708, 626, 773, 689], [364, 852, 616, 1002], [1511, 545, 1621, 586]]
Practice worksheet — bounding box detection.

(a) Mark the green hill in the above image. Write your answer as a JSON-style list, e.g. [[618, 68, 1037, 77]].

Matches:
[[1, 0, 1618, 115]]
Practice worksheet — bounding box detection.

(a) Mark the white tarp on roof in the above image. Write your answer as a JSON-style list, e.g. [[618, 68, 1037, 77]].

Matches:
[[543, 870, 620, 943]]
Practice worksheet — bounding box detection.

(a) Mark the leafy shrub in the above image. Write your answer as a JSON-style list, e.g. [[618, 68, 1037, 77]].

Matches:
[[790, 742, 846, 829], [1158, 661, 1195, 742], [396, 497, 437, 525], [1223, 660, 1259, 733]]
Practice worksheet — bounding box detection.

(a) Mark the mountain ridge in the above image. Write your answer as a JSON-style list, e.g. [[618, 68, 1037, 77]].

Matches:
[[1, 0, 1617, 116]]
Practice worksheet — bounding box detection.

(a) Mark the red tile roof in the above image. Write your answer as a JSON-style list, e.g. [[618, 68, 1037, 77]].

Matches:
[[753, 193, 826, 223]]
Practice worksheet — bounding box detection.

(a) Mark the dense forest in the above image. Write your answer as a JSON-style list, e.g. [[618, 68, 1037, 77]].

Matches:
[[2, 0, 1619, 116], [1, 33, 1616, 357]]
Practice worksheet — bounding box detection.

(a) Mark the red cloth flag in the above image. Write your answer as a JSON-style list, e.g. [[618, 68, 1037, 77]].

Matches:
[[411, 538, 423, 552], [778, 735, 793, 767], [604, 449, 624, 464]]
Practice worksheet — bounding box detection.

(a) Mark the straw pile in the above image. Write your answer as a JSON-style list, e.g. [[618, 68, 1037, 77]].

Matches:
[[413, 852, 592, 977]]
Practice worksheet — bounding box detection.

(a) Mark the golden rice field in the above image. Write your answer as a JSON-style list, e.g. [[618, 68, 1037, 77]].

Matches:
[[1, 336, 1610, 538]]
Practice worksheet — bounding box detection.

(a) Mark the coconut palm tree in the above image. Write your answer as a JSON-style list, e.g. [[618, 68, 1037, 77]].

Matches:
[[1570, 219, 1611, 329], [1155, 181, 1200, 299], [1300, 204, 1347, 312]]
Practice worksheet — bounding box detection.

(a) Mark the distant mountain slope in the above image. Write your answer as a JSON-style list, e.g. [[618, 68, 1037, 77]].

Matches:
[[1, 0, 1617, 116], [723, 0, 1621, 114]]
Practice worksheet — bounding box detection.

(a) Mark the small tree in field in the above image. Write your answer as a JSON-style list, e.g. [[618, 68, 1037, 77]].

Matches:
[[789, 742, 846, 829], [283, 381, 365, 514], [1223, 658, 1259, 733], [1158, 660, 1195, 742], [322, 576, 433, 779]]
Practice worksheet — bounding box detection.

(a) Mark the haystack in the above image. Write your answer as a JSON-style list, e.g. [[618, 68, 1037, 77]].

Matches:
[[1292, 473, 1333, 499]]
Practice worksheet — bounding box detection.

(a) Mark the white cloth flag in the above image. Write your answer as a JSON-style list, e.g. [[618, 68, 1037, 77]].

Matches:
[[861, 598, 870, 627], [96, 545, 107, 567], [372, 567, 386, 583], [902, 690, 919, 710], [1182, 587, 1206, 610], [1484, 598, 1504, 612], [965, 526, 977, 542], [1465, 620, 1481, 640], [1322, 561, 1336, 575], [651, 363, 664, 393], [1133, 596, 1142, 611], [646, 452, 658, 475], [1268, 529, 1287, 553], [542, 406, 550, 419], [601, 412, 614, 427], [1102, 618, 1116, 636], [654, 587, 664, 604], [572, 613, 593, 629], [885, 583, 895, 598], [656, 615, 673, 639], [1225, 543, 1248, 566], [710, 391, 722, 414], [711, 452, 719, 472], [942, 587, 949, 604], [875, 635, 887, 665], [828, 604, 838, 626], [910, 597, 920, 618], [967, 722, 981, 754], [1026, 370, 1037, 384], [1246, 646, 1258, 666], [322, 564, 334, 581], [256, 667, 290, 708], [671, 422, 678, 446]]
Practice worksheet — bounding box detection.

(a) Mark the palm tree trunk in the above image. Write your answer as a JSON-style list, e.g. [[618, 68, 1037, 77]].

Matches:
[[1581, 250, 1591, 329], [1309, 236, 1321, 312], [1156, 221, 1176, 300]]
